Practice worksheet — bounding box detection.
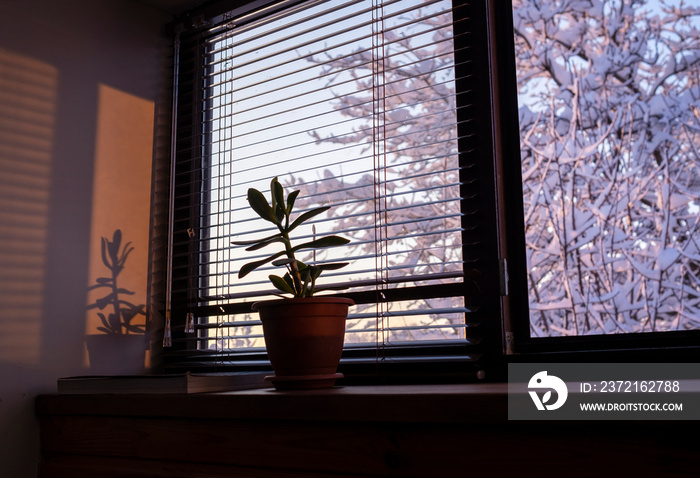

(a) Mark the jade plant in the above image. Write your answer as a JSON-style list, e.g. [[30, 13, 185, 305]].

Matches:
[[232, 177, 350, 298]]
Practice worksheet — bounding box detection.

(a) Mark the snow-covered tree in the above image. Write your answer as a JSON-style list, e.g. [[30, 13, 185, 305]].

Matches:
[[514, 0, 700, 335]]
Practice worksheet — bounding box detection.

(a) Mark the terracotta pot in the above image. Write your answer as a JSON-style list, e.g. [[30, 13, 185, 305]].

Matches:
[[252, 296, 354, 390], [85, 334, 149, 375]]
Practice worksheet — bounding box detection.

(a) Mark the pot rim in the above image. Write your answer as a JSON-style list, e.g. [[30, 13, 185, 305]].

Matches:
[[252, 296, 354, 311]]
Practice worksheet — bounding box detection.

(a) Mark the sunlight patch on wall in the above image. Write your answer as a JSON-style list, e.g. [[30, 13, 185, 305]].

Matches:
[[0, 47, 57, 365], [85, 85, 154, 342]]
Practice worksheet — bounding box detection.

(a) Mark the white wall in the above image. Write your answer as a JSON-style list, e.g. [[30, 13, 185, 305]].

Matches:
[[0, 1, 171, 475]]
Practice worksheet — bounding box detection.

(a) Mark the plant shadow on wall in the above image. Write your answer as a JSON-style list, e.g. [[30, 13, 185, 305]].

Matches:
[[85, 229, 148, 374]]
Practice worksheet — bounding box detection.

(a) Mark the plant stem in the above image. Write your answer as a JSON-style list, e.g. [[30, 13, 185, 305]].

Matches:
[[281, 230, 303, 296]]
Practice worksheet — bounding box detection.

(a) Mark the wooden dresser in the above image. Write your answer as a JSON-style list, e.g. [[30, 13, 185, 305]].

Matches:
[[36, 384, 697, 477]]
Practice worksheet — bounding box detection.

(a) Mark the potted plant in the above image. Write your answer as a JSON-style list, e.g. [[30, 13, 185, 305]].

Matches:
[[232, 177, 353, 390], [85, 229, 149, 375]]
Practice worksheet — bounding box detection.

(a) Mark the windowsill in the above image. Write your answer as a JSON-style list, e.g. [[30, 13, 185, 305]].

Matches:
[[37, 382, 510, 424], [37, 379, 700, 426]]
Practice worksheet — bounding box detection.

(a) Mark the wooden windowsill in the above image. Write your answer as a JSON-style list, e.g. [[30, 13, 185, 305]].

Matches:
[[36, 382, 510, 424]]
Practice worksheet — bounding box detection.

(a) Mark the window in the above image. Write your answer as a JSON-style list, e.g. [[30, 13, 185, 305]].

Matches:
[[163, 0, 698, 379], [164, 0, 507, 380], [507, 0, 700, 355]]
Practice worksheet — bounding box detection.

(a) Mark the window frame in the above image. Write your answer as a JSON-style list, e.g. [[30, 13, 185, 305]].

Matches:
[[162, 0, 699, 383], [497, 0, 700, 361], [163, 0, 510, 382]]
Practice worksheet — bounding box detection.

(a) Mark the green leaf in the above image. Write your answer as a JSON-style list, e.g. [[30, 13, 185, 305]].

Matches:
[[275, 205, 286, 223], [231, 233, 282, 248], [308, 265, 322, 281], [238, 251, 286, 278], [282, 272, 296, 291], [247, 188, 277, 224], [288, 206, 331, 232], [286, 189, 300, 214], [245, 237, 282, 251], [269, 274, 296, 295], [271, 258, 294, 267], [291, 235, 350, 253], [318, 262, 349, 271], [244, 235, 284, 252], [271, 177, 284, 208], [270, 178, 286, 223]]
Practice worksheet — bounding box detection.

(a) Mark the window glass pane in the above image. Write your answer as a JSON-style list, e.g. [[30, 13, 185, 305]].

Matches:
[[199, 0, 465, 353], [513, 0, 700, 336]]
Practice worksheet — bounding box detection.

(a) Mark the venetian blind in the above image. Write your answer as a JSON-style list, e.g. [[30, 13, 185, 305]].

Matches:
[[165, 0, 503, 380]]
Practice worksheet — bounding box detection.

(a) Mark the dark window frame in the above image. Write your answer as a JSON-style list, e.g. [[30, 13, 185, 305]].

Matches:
[[496, 0, 700, 362], [164, 0, 511, 382], [161, 0, 700, 383]]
